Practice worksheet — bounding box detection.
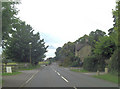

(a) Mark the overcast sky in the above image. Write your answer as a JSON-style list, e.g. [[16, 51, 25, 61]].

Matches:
[[16, 0, 116, 59]]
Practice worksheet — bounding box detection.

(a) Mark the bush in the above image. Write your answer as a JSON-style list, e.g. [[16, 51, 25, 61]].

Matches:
[[71, 61, 79, 67], [83, 54, 107, 72], [83, 55, 98, 72], [109, 49, 119, 73]]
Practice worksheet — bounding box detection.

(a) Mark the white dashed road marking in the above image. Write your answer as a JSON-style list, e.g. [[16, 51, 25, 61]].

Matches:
[[57, 72, 60, 76], [61, 76, 69, 83], [52, 68, 69, 83], [73, 86, 77, 89]]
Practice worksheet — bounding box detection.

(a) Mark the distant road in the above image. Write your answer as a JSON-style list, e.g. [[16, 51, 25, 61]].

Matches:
[[23, 63, 118, 87]]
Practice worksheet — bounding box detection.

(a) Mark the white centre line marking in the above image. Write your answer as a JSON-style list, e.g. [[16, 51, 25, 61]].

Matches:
[[19, 71, 39, 88], [73, 86, 77, 89], [26, 71, 39, 83], [26, 75, 34, 83], [52, 68, 69, 83], [61, 76, 69, 83], [57, 72, 60, 76]]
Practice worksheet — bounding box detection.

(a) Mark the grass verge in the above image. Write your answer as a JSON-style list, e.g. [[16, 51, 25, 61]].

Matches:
[[18, 64, 41, 71], [2, 63, 17, 65], [93, 73, 118, 84], [39, 61, 49, 65], [70, 69, 89, 73], [2, 72, 21, 76]]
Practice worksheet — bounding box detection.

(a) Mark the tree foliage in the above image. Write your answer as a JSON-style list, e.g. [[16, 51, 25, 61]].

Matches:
[[94, 36, 115, 59], [55, 42, 76, 66], [83, 55, 98, 71], [108, 1, 120, 73], [4, 21, 48, 65], [2, 2, 19, 40], [88, 29, 106, 48], [108, 49, 119, 73]]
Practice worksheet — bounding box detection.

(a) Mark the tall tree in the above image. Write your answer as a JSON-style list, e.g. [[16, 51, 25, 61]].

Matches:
[[4, 21, 48, 64], [108, 1, 120, 72], [94, 36, 115, 59], [55, 47, 62, 61], [55, 42, 75, 66], [88, 29, 106, 48], [111, 1, 120, 47], [2, 2, 19, 40]]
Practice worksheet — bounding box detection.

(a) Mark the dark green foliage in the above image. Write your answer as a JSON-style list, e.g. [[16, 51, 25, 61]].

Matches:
[[55, 47, 62, 61], [108, 49, 119, 73], [75, 34, 88, 44], [112, 1, 120, 47], [88, 29, 106, 48], [2, 2, 19, 40], [71, 57, 81, 67], [83, 55, 98, 72], [4, 21, 48, 65], [83, 55, 106, 72], [108, 1, 120, 73], [55, 42, 75, 66], [71, 61, 80, 67], [97, 55, 106, 71], [108, 28, 114, 35], [94, 36, 115, 59]]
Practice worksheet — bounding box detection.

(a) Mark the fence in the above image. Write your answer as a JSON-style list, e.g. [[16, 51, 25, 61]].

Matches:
[[2, 64, 18, 73]]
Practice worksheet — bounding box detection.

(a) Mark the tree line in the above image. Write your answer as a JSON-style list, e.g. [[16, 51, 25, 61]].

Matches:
[[54, 1, 120, 73], [2, 2, 48, 65]]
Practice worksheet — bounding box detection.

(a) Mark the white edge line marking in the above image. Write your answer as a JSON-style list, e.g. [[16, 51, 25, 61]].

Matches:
[[61, 76, 69, 83]]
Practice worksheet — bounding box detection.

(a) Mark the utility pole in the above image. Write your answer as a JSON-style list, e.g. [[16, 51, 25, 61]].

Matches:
[[29, 42, 32, 64]]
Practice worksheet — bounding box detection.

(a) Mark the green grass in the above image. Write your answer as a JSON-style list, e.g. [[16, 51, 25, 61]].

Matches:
[[2, 63, 17, 65], [39, 61, 49, 65], [2, 72, 21, 76], [70, 69, 89, 73], [93, 73, 118, 84], [18, 64, 41, 71], [2, 62, 41, 71]]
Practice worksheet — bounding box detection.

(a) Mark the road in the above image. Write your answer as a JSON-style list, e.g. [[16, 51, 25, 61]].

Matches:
[[21, 63, 118, 87]]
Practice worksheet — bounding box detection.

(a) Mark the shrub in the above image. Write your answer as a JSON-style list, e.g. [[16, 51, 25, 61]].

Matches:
[[71, 61, 79, 67], [108, 49, 119, 73], [83, 55, 98, 72]]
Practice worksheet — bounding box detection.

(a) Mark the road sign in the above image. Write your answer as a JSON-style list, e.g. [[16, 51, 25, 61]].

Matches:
[[6, 67, 12, 73]]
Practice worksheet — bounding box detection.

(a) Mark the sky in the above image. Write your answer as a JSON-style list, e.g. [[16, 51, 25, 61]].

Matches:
[[16, 0, 116, 59]]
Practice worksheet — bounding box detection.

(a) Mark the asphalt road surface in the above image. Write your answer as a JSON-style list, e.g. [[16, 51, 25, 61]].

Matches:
[[21, 63, 118, 87]]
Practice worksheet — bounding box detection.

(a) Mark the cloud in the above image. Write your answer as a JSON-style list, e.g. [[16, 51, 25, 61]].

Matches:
[[17, 0, 116, 59], [40, 32, 65, 48], [45, 49, 56, 58], [48, 45, 56, 49]]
